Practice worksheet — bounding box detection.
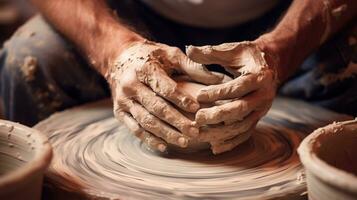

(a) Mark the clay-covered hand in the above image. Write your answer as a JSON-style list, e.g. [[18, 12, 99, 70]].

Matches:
[[186, 41, 279, 154], [107, 40, 223, 152]]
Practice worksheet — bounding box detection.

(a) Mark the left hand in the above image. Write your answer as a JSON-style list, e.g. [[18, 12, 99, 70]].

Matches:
[[186, 41, 279, 154], [108, 40, 224, 152]]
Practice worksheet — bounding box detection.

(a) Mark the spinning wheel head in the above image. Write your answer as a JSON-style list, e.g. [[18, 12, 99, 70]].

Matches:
[[35, 98, 349, 199]]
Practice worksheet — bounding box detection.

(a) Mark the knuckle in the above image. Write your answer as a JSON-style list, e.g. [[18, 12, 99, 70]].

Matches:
[[152, 100, 168, 115], [116, 96, 131, 109], [164, 131, 179, 141], [166, 47, 184, 63], [113, 101, 126, 115], [121, 75, 137, 87], [143, 134, 155, 145], [135, 61, 150, 74], [120, 77, 138, 94], [161, 84, 178, 98], [205, 85, 218, 95], [141, 114, 157, 127], [213, 106, 225, 116]]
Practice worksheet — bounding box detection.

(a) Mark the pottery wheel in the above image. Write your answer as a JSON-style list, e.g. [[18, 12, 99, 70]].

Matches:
[[34, 97, 349, 200]]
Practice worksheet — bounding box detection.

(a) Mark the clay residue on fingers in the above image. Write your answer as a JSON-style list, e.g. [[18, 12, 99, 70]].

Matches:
[[195, 91, 269, 126], [175, 81, 206, 101], [196, 73, 262, 103], [117, 111, 167, 152], [136, 60, 199, 113], [133, 83, 198, 137], [186, 42, 268, 73], [128, 101, 189, 148]]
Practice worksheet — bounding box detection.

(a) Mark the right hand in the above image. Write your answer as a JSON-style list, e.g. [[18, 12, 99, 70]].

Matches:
[[106, 40, 223, 152], [186, 41, 279, 154]]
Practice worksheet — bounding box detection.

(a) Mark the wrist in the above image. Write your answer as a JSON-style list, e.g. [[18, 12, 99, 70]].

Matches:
[[254, 32, 297, 82], [86, 22, 145, 77], [102, 32, 144, 73]]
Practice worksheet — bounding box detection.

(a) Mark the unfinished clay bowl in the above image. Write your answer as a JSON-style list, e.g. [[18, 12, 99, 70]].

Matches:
[[0, 119, 52, 200], [298, 119, 357, 200]]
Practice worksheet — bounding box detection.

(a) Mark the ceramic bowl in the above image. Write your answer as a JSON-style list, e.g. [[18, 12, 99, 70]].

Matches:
[[298, 119, 357, 200], [0, 119, 52, 200]]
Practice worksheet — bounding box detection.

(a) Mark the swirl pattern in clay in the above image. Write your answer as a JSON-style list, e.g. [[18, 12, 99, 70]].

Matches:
[[35, 98, 350, 200]]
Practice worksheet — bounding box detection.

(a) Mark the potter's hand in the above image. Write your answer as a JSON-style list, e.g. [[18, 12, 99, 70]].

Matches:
[[107, 40, 223, 152], [186, 41, 279, 154]]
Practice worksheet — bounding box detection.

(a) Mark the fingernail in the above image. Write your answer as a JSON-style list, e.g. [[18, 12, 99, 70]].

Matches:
[[157, 144, 167, 152], [196, 92, 207, 102], [210, 146, 221, 155], [195, 112, 205, 125], [178, 137, 188, 147], [188, 127, 199, 137], [181, 97, 199, 112], [189, 102, 200, 112]]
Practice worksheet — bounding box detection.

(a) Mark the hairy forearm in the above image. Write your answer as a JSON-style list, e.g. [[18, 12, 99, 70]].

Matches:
[[257, 0, 357, 81], [31, 0, 143, 76]]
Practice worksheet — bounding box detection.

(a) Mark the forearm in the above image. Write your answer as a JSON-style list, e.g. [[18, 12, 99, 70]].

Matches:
[[31, 0, 144, 76], [257, 0, 357, 81]]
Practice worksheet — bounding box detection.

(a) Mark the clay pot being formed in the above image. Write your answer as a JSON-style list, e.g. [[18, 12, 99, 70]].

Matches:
[[0, 119, 52, 200], [298, 119, 357, 200]]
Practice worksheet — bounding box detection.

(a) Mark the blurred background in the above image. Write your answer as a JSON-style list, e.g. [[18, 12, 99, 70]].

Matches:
[[0, 0, 35, 118], [0, 0, 35, 44]]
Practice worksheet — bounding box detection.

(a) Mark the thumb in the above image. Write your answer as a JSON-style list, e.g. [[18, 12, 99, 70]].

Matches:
[[178, 56, 224, 85], [186, 42, 255, 66]]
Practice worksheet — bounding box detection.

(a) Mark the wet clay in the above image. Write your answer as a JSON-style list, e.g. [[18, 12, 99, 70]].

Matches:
[[175, 81, 224, 153], [107, 41, 224, 151], [0, 120, 52, 200], [298, 120, 357, 200], [186, 42, 278, 154], [315, 124, 357, 176], [35, 97, 350, 200]]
